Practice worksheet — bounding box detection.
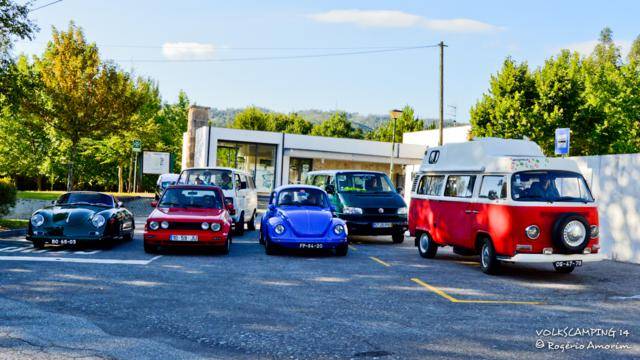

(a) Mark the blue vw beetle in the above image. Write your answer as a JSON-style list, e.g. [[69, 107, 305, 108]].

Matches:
[[259, 185, 348, 256]]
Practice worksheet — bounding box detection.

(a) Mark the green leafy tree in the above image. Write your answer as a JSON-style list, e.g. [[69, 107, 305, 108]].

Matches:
[[628, 35, 640, 64], [232, 106, 270, 131], [310, 112, 363, 139], [268, 112, 313, 134], [366, 105, 423, 142]]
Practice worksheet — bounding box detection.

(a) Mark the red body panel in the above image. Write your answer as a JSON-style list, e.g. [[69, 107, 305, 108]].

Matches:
[[143, 207, 232, 247], [409, 198, 599, 256]]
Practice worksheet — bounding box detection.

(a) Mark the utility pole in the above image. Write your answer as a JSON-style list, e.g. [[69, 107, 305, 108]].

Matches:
[[438, 41, 447, 146], [389, 109, 403, 185]]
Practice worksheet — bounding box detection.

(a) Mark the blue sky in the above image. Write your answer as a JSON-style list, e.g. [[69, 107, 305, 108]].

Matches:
[[15, 0, 640, 122]]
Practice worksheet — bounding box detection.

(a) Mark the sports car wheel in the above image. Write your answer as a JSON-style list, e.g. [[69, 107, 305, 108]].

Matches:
[[480, 239, 500, 275], [247, 211, 256, 231], [392, 232, 405, 244], [144, 243, 158, 254], [220, 236, 231, 255], [335, 244, 348, 256], [418, 232, 438, 259], [33, 240, 45, 250], [235, 213, 245, 236], [553, 263, 576, 274]]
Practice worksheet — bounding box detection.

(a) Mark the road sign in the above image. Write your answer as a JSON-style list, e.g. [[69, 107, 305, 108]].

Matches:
[[555, 128, 570, 155], [142, 151, 171, 174], [132, 139, 142, 153]]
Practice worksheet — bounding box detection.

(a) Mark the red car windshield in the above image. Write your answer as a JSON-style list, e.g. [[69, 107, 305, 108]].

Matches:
[[159, 188, 222, 209]]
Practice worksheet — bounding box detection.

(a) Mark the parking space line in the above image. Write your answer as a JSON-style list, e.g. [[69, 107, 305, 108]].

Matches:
[[348, 245, 357, 251], [370, 256, 391, 267], [410, 278, 542, 305], [0, 255, 162, 265]]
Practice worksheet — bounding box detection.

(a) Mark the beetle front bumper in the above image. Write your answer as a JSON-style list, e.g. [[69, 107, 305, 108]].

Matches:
[[270, 236, 347, 249]]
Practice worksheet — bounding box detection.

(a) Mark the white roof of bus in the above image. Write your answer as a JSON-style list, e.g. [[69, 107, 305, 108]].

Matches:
[[419, 138, 581, 173]]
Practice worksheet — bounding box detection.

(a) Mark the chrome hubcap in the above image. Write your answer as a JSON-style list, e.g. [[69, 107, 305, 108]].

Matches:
[[420, 234, 429, 253], [482, 245, 490, 267]]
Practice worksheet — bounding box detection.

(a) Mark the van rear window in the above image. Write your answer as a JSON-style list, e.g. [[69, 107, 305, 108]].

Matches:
[[444, 176, 476, 198]]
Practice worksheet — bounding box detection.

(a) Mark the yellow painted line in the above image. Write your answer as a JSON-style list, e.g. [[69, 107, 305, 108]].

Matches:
[[369, 256, 391, 267], [410, 278, 542, 305], [348, 245, 357, 251]]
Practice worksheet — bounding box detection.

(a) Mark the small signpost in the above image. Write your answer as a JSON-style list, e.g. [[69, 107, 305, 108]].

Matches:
[[132, 140, 142, 192], [555, 128, 570, 156]]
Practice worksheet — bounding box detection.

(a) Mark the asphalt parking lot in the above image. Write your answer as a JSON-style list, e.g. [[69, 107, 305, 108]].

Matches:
[[0, 223, 639, 359]]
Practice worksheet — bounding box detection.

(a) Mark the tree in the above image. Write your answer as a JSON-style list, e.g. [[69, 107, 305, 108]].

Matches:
[[628, 35, 640, 64], [311, 112, 363, 139], [34, 23, 145, 190], [232, 106, 270, 131], [268, 112, 313, 134], [366, 105, 423, 142]]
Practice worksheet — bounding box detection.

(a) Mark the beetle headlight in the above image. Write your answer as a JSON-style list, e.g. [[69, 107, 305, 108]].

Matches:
[[31, 213, 45, 227], [333, 224, 345, 235], [160, 221, 169, 229], [590, 225, 599, 239], [274, 224, 285, 235], [201, 222, 210, 230], [525, 225, 540, 239], [343, 206, 363, 215], [211, 223, 221, 232], [91, 214, 106, 228], [149, 221, 159, 230]]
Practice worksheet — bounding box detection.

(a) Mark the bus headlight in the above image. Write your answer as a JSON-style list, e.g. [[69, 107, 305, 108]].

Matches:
[[525, 225, 540, 240]]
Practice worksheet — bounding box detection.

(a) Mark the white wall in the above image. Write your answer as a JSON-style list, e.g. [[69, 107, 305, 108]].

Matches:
[[402, 125, 471, 147], [572, 153, 640, 264]]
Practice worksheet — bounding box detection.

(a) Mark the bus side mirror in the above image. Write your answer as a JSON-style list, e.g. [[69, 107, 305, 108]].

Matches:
[[325, 185, 335, 194]]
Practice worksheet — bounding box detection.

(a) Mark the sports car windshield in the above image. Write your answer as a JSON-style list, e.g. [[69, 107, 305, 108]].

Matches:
[[277, 188, 327, 207], [336, 173, 394, 193], [511, 171, 594, 203], [178, 169, 234, 190], [159, 188, 222, 209], [56, 193, 114, 207]]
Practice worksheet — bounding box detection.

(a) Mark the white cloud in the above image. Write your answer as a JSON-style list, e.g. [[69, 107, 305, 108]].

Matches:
[[162, 42, 215, 60], [559, 39, 632, 56], [308, 9, 503, 33]]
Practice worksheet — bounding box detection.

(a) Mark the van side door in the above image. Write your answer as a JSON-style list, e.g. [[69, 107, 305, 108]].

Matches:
[[441, 175, 477, 248], [474, 175, 508, 246], [235, 173, 248, 220]]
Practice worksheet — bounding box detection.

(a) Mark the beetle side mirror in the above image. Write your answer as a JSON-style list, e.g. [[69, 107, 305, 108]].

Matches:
[[150, 201, 158, 208], [325, 184, 335, 194], [117, 201, 123, 208], [268, 204, 276, 212]]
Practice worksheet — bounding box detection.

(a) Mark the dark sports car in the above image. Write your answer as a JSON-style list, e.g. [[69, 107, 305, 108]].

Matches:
[[26, 192, 135, 249]]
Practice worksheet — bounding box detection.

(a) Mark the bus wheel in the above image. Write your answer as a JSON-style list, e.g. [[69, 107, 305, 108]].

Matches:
[[480, 239, 500, 275], [418, 232, 438, 258]]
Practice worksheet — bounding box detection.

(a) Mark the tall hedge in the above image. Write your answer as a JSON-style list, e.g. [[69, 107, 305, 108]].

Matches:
[[0, 178, 17, 217]]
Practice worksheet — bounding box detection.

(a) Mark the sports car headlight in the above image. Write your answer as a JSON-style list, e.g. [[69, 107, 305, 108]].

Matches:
[[149, 221, 159, 230], [274, 224, 285, 235], [343, 206, 363, 215], [161, 221, 169, 229], [91, 214, 106, 228], [333, 224, 345, 235], [211, 223, 221, 232], [201, 222, 210, 230], [31, 213, 45, 227], [397, 207, 408, 215]]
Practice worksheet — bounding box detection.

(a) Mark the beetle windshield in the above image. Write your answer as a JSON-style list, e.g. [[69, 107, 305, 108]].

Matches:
[[511, 171, 594, 203], [178, 169, 234, 190], [57, 193, 114, 207], [336, 173, 394, 193], [159, 188, 222, 209], [277, 188, 327, 207]]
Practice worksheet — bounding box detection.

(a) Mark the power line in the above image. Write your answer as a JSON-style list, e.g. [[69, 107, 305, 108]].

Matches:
[[111, 45, 439, 63], [30, 0, 63, 12]]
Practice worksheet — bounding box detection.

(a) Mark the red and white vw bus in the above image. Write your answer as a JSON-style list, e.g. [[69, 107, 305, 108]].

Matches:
[[409, 138, 602, 274]]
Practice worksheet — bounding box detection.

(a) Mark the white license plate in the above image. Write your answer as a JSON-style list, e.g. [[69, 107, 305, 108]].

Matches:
[[170, 235, 198, 242], [50, 239, 76, 245], [299, 243, 323, 249], [372, 222, 392, 228], [554, 260, 582, 267]]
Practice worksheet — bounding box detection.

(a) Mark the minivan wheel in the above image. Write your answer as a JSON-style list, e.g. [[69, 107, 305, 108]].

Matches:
[[418, 233, 438, 258], [553, 263, 576, 274], [235, 213, 245, 236], [247, 211, 256, 231], [392, 232, 404, 244], [480, 239, 500, 275]]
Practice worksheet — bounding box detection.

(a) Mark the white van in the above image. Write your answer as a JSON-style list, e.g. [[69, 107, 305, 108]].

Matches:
[[177, 167, 258, 235]]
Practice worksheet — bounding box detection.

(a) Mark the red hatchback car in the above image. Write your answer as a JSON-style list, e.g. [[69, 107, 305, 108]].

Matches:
[[143, 185, 233, 254]]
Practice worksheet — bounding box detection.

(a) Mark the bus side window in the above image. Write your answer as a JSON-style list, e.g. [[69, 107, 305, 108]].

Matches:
[[479, 176, 507, 200]]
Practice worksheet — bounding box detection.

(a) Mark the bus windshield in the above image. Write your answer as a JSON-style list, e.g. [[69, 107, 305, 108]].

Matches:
[[336, 173, 394, 193], [511, 171, 594, 203]]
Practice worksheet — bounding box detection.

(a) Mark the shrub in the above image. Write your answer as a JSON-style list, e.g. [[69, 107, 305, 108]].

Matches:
[[0, 178, 17, 217]]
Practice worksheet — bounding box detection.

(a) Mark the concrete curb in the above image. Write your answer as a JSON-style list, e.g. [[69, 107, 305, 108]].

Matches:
[[0, 228, 27, 238]]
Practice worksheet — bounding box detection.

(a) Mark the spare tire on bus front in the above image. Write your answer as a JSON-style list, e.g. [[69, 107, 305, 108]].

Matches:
[[552, 214, 590, 254]]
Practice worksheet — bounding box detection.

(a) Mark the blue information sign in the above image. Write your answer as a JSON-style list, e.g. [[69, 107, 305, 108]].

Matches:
[[555, 128, 570, 155]]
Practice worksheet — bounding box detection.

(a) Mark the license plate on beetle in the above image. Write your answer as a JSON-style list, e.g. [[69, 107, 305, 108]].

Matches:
[[554, 260, 582, 267], [299, 243, 323, 249], [50, 239, 76, 245], [170, 235, 198, 242], [372, 222, 392, 228]]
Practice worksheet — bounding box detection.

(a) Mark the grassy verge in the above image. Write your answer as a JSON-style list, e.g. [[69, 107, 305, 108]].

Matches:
[[0, 218, 29, 230], [17, 191, 154, 200]]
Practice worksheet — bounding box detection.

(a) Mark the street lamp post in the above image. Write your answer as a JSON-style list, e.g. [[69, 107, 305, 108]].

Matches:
[[389, 109, 403, 184]]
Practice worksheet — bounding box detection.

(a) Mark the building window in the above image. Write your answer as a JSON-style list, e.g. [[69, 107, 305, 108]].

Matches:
[[289, 158, 313, 184], [217, 141, 276, 194]]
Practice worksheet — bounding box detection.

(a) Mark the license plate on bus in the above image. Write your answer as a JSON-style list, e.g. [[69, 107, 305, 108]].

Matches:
[[299, 243, 323, 249], [170, 235, 198, 242], [554, 260, 582, 267], [372, 222, 392, 229], [50, 239, 76, 245]]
